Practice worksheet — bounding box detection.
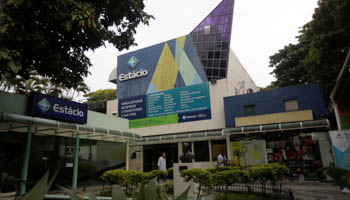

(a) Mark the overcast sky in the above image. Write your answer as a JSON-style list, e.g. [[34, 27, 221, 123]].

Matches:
[[84, 0, 318, 92]]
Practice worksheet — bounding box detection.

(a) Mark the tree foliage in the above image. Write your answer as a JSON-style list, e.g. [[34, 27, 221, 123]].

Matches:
[[84, 89, 116, 102], [269, 0, 350, 100], [0, 70, 89, 99], [0, 0, 153, 88]]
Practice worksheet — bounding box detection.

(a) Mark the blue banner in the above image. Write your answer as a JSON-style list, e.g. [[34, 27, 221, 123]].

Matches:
[[30, 93, 88, 124]]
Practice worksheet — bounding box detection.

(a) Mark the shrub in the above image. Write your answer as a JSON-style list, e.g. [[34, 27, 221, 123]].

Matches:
[[321, 166, 350, 189]]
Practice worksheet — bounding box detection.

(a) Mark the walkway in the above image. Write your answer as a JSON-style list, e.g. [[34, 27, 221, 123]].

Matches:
[[284, 182, 350, 200]]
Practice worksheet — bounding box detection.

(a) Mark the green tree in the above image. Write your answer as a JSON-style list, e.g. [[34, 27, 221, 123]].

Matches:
[[269, 42, 310, 88], [0, 0, 153, 88], [269, 0, 350, 100], [0, 70, 89, 99], [302, 0, 350, 99], [84, 89, 116, 102]]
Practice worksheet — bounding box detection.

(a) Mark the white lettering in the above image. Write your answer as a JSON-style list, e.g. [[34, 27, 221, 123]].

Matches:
[[119, 69, 148, 82], [52, 104, 84, 117]]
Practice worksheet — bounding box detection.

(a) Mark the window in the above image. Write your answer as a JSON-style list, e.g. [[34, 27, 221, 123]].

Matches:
[[211, 140, 226, 161], [244, 105, 256, 116], [194, 141, 210, 162], [284, 100, 299, 112]]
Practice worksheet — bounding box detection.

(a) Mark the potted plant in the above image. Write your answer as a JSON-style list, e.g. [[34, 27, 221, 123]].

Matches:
[[0, 172, 18, 200]]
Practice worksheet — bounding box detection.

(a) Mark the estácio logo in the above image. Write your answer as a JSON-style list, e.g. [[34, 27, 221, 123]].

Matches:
[[38, 98, 84, 117], [119, 56, 148, 82]]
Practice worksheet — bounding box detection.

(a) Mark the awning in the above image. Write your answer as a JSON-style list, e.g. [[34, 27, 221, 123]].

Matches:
[[224, 119, 329, 134], [0, 112, 141, 142], [134, 119, 329, 145]]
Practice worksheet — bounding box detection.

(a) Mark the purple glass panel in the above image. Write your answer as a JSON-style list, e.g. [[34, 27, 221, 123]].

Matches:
[[214, 51, 220, 59], [226, 3, 233, 13], [210, 34, 216, 41], [190, 0, 234, 80], [220, 60, 227, 68], [215, 42, 221, 50], [209, 42, 215, 50], [213, 69, 219, 76], [211, 16, 218, 25], [219, 69, 226, 77], [225, 5, 232, 14], [219, 5, 225, 14], [208, 51, 214, 59], [205, 17, 211, 25], [203, 43, 209, 50], [213, 7, 220, 15], [222, 42, 229, 50], [207, 60, 213, 68], [216, 33, 222, 41], [218, 24, 224, 32], [210, 25, 217, 34], [221, 51, 228, 59], [224, 15, 231, 24], [219, 16, 224, 24], [223, 32, 230, 41], [206, 68, 212, 76], [214, 60, 220, 68]]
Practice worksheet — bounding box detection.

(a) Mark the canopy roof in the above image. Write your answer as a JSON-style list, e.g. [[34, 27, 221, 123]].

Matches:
[[0, 112, 141, 143], [135, 119, 329, 145]]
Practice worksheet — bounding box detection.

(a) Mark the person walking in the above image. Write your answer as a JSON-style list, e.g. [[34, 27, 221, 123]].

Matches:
[[217, 150, 227, 167], [157, 152, 167, 182]]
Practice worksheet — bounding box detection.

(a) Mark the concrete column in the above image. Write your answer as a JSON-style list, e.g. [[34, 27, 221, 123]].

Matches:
[[126, 142, 129, 170], [208, 140, 213, 162], [20, 126, 33, 196], [72, 132, 80, 189], [226, 135, 232, 161], [178, 143, 183, 163]]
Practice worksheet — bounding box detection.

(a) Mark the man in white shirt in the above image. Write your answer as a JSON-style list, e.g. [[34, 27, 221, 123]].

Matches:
[[157, 152, 167, 181], [217, 150, 227, 167]]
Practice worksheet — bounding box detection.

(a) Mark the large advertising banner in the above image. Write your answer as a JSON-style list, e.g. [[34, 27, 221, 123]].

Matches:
[[118, 83, 211, 128], [329, 130, 350, 170]]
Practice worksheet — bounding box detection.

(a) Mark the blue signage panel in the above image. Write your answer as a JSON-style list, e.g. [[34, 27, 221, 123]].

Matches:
[[30, 93, 88, 124], [118, 83, 211, 128]]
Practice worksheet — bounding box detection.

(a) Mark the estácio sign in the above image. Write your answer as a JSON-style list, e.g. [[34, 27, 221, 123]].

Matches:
[[30, 93, 88, 124]]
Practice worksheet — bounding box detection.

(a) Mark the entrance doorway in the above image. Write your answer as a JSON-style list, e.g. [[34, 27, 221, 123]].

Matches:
[[143, 143, 178, 172]]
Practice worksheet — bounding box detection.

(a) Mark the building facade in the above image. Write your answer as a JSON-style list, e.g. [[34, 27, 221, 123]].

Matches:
[[106, 0, 333, 180]]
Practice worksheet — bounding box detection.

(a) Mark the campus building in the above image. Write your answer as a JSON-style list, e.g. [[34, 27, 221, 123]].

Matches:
[[106, 0, 333, 180]]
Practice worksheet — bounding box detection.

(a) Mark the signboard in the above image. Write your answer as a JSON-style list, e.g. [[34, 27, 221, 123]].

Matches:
[[231, 141, 244, 166], [329, 130, 350, 170], [30, 93, 88, 124], [118, 83, 211, 128]]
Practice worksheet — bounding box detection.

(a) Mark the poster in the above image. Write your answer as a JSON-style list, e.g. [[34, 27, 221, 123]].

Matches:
[[329, 130, 350, 170], [242, 140, 267, 166], [118, 83, 211, 128], [231, 141, 244, 166]]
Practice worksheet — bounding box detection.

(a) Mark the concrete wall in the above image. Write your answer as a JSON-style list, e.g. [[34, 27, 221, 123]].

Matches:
[[115, 49, 258, 136], [224, 83, 327, 127], [87, 110, 128, 131], [0, 91, 29, 115]]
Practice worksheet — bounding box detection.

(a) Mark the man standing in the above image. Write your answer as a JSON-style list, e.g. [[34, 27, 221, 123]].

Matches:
[[157, 152, 167, 182], [217, 150, 227, 167]]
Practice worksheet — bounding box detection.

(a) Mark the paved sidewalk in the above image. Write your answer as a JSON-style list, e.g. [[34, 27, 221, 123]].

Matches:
[[284, 182, 350, 200]]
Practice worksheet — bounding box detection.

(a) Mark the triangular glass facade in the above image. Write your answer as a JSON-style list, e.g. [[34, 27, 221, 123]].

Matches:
[[190, 0, 234, 81]]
